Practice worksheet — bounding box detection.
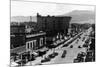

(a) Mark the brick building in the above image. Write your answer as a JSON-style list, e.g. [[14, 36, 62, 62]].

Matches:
[[35, 13, 72, 44], [36, 13, 72, 36]]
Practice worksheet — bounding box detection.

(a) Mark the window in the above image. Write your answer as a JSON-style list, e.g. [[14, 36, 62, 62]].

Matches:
[[30, 42, 33, 49], [40, 38, 43, 47], [28, 43, 29, 49], [32, 40, 36, 49], [26, 41, 32, 50], [45, 37, 46, 44], [33, 41, 34, 49], [26, 42, 29, 50], [34, 40, 37, 49], [26, 40, 37, 50]]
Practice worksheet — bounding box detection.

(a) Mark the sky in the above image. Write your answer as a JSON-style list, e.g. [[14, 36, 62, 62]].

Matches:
[[11, 0, 95, 17]]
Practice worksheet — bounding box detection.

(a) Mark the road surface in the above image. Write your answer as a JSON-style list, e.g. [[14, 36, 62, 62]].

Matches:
[[25, 28, 92, 65]]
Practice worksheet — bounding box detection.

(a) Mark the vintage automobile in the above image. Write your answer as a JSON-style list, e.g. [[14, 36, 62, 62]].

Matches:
[[73, 57, 84, 63], [41, 57, 51, 63], [77, 52, 86, 58], [37, 51, 47, 57], [85, 51, 93, 62], [70, 45, 73, 48], [73, 52, 86, 63], [78, 45, 82, 48], [16, 59, 28, 66], [48, 52, 58, 58], [61, 50, 67, 58]]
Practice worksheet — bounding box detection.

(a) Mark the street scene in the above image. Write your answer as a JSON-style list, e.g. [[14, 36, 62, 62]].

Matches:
[[10, 0, 95, 67]]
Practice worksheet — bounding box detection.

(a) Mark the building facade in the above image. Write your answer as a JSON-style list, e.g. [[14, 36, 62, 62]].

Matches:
[[35, 13, 72, 44], [10, 25, 26, 49], [36, 13, 72, 36], [10, 24, 46, 54], [25, 32, 46, 52]]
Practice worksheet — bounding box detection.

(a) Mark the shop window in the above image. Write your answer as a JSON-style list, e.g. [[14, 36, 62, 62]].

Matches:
[[32, 40, 37, 49], [40, 38, 43, 47], [26, 42, 29, 50]]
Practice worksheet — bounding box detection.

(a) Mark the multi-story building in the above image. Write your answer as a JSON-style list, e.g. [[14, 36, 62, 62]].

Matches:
[[35, 13, 72, 43], [25, 31, 46, 52], [36, 13, 72, 36], [10, 24, 46, 55]]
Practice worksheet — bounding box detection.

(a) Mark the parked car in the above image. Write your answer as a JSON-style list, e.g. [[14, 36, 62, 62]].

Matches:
[[16, 59, 28, 66], [48, 52, 58, 58], [73, 58, 80, 63], [83, 44, 88, 47], [82, 37, 85, 41], [78, 45, 82, 48], [85, 51, 93, 62], [85, 57, 93, 62], [73, 57, 84, 63], [81, 52, 86, 57], [37, 51, 47, 57], [77, 52, 86, 58], [41, 57, 51, 63]]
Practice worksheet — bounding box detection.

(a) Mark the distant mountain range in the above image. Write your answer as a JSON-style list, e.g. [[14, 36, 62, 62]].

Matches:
[[59, 10, 95, 24], [11, 10, 95, 24]]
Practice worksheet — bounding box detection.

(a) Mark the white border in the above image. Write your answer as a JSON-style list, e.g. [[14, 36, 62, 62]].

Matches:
[[0, 0, 98, 67]]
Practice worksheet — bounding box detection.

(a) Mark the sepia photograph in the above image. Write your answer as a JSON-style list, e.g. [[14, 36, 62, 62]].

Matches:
[[10, 0, 95, 67]]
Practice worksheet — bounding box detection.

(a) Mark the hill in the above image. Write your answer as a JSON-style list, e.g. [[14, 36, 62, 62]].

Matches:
[[59, 10, 95, 24]]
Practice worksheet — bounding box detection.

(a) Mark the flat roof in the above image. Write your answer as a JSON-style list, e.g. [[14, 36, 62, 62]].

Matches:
[[26, 32, 46, 38]]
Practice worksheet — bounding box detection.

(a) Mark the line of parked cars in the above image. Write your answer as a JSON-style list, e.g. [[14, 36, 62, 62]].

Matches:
[[73, 52, 86, 63], [41, 52, 58, 63], [12, 50, 48, 66], [85, 50, 94, 62]]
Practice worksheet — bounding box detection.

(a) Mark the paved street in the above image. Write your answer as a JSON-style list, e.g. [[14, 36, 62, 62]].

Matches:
[[25, 28, 92, 66], [41, 33, 87, 64], [10, 27, 92, 67]]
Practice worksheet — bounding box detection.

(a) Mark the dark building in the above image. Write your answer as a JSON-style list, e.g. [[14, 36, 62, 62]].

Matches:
[[70, 23, 82, 34], [70, 23, 92, 35], [36, 13, 72, 37], [10, 24, 47, 65], [10, 25, 26, 49], [10, 24, 46, 54], [11, 24, 25, 34]]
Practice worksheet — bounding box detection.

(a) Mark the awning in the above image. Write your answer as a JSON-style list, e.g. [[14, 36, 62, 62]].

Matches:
[[31, 51, 38, 55], [10, 46, 26, 54], [11, 62, 18, 67]]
